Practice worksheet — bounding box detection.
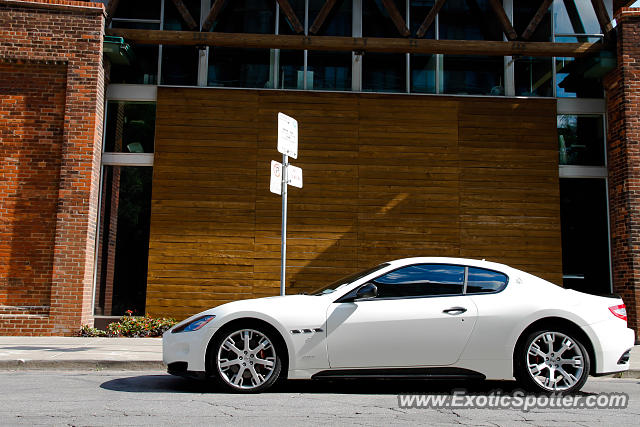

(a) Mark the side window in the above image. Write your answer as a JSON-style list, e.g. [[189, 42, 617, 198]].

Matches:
[[372, 264, 465, 298], [466, 267, 508, 294]]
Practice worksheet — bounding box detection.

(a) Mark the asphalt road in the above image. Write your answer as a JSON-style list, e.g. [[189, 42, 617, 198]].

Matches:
[[0, 371, 638, 426]]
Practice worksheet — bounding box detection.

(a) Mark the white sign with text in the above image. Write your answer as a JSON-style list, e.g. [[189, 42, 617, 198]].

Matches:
[[277, 112, 298, 159], [270, 160, 303, 195], [270, 160, 282, 195], [288, 164, 303, 188]]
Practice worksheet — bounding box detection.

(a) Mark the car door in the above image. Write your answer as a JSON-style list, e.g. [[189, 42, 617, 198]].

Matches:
[[325, 264, 478, 368]]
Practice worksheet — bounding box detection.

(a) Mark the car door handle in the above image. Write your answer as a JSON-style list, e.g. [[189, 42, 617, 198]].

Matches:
[[443, 307, 467, 315]]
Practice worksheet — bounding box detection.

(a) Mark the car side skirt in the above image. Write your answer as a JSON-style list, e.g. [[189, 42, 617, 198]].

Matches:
[[310, 367, 486, 380]]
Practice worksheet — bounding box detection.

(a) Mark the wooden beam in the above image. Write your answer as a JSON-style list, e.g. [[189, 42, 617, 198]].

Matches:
[[201, 0, 228, 33], [488, 0, 518, 41], [416, 0, 447, 38], [106, 0, 120, 25], [106, 28, 603, 58], [591, 0, 613, 33], [563, 0, 587, 34], [310, 0, 339, 34], [522, 0, 553, 41], [381, 0, 410, 37], [170, 0, 198, 30], [277, 0, 304, 34]]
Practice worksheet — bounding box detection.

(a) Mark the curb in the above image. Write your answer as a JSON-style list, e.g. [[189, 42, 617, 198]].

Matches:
[[0, 360, 165, 371], [615, 369, 640, 379], [0, 360, 638, 378]]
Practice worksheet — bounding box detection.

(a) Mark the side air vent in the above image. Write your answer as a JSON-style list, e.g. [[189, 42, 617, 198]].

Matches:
[[618, 349, 631, 365]]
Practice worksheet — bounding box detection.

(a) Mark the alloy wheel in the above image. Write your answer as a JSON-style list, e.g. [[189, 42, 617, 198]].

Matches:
[[216, 328, 277, 390], [525, 331, 585, 392]]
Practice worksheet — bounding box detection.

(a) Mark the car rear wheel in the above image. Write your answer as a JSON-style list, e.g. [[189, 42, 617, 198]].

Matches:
[[211, 327, 282, 393], [515, 329, 590, 393]]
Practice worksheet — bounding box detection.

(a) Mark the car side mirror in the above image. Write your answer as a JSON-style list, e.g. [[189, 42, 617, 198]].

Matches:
[[355, 283, 377, 300]]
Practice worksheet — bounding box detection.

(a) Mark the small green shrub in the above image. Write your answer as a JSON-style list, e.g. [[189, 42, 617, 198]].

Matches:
[[78, 325, 110, 337], [78, 312, 177, 338]]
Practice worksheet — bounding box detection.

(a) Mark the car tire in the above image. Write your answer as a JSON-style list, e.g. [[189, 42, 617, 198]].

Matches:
[[209, 324, 283, 393], [515, 329, 590, 393]]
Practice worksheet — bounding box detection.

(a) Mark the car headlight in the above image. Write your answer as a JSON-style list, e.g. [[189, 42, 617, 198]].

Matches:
[[171, 315, 216, 333]]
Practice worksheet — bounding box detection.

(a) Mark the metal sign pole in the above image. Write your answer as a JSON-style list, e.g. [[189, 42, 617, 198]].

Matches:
[[280, 154, 288, 296]]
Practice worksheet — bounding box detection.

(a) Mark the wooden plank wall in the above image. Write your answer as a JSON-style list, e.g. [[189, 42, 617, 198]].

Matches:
[[148, 87, 560, 319]]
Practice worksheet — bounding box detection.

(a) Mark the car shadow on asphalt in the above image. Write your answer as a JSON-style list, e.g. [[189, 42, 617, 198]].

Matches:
[[99, 374, 601, 396]]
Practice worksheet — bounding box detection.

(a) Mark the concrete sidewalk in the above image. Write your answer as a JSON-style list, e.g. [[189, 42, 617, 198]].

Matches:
[[0, 337, 163, 370], [0, 336, 638, 377]]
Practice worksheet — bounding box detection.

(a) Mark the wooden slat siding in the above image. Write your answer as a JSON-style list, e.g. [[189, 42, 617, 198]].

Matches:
[[255, 91, 360, 295], [147, 88, 259, 318], [356, 94, 460, 272], [457, 98, 562, 284], [148, 88, 561, 320]]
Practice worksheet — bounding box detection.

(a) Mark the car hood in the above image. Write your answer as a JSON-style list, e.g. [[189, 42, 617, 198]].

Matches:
[[200, 293, 330, 318]]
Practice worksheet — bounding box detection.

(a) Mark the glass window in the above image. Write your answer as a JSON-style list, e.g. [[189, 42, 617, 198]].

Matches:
[[363, 0, 406, 38], [558, 115, 605, 166], [163, 0, 201, 31], [514, 57, 553, 97], [95, 166, 153, 316], [208, 47, 272, 88], [439, 0, 502, 41], [310, 0, 352, 36], [438, 1, 504, 95], [560, 178, 611, 296], [443, 55, 504, 95], [555, 55, 604, 98], [112, 0, 161, 20], [104, 102, 156, 153], [278, 0, 305, 35], [514, 0, 551, 42], [363, 53, 406, 93], [410, 0, 435, 39], [207, 0, 275, 88], [411, 54, 436, 94], [212, 0, 275, 33], [308, 51, 352, 91], [278, 50, 305, 89], [307, 0, 352, 91], [409, 0, 436, 93], [512, 1, 552, 97], [466, 268, 508, 294], [363, 0, 406, 92], [554, 0, 601, 35], [373, 264, 465, 298], [109, 1, 161, 86], [109, 44, 159, 85], [161, 46, 199, 86]]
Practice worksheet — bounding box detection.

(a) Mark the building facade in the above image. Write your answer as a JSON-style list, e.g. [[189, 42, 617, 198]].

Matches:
[[0, 0, 639, 339]]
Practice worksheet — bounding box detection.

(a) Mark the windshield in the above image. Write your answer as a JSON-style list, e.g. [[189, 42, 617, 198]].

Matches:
[[311, 263, 390, 295]]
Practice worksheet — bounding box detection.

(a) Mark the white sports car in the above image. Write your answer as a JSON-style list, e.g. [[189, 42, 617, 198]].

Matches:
[[163, 257, 635, 393]]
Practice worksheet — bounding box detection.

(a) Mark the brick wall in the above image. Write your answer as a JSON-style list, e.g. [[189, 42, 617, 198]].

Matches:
[[0, 62, 66, 311], [0, 0, 105, 335], [605, 8, 640, 341]]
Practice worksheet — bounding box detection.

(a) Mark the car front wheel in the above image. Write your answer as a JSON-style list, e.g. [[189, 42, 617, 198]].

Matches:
[[210, 326, 282, 393], [515, 329, 590, 393]]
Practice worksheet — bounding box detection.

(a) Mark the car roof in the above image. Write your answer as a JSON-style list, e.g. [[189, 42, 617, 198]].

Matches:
[[385, 257, 515, 274]]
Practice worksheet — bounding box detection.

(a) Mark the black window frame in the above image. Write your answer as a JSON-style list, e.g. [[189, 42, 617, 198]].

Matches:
[[336, 263, 509, 302], [465, 266, 509, 295]]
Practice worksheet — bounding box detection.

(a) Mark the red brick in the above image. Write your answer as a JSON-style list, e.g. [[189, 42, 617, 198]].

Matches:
[[606, 8, 640, 341], [0, 0, 104, 335]]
